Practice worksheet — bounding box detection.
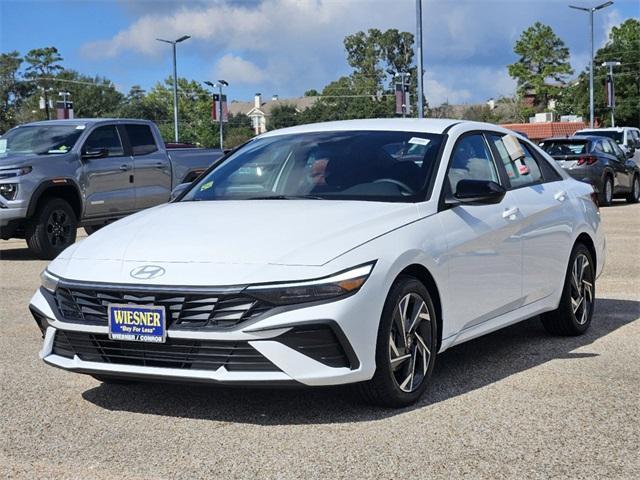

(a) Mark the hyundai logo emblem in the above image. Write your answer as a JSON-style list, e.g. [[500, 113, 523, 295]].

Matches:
[[130, 265, 166, 280]]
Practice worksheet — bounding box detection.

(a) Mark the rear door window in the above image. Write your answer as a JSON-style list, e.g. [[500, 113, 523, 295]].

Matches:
[[125, 124, 158, 156]]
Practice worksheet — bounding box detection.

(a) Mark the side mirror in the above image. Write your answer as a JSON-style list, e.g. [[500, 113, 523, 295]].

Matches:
[[170, 182, 191, 201], [82, 148, 108, 160], [446, 179, 506, 206], [626, 148, 635, 158]]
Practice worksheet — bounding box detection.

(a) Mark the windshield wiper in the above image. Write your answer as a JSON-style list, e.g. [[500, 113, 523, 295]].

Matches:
[[244, 195, 325, 200]]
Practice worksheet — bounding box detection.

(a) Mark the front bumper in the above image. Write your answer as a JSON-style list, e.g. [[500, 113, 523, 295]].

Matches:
[[30, 279, 382, 386]]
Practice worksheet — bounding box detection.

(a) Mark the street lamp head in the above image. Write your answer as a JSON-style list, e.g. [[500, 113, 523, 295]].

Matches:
[[218, 80, 229, 86], [204, 81, 215, 88], [602, 61, 621, 67], [176, 35, 191, 43], [156, 38, 172, 44], [594, 1, 613, 10]]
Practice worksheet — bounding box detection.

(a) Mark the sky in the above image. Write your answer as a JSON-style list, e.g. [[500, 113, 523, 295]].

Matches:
[[1, 0, 638, 106]]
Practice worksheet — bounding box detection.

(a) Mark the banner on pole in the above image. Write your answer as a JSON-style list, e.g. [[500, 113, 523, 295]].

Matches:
[[211, 94, 229, 122]]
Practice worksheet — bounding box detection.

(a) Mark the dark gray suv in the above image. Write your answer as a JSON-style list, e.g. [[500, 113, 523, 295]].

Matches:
[[539, 135, 640, 206]]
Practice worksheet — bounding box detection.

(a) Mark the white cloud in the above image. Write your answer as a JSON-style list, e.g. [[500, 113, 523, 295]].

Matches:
[[212, 54, 266, 84], [79, 0, 636, 104]]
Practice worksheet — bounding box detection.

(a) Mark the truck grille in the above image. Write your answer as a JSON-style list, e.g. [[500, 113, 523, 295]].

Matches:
[[53, 330, 280, 372], [54, 287, 270, 329]]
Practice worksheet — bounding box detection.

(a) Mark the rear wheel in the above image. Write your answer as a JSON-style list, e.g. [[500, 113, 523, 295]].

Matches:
[[626, 174, 639, 204], [600, 176, 614, 206], [25, 198, 77, 260], [541, 244, 595, 336], [358, 276, 437, 408]]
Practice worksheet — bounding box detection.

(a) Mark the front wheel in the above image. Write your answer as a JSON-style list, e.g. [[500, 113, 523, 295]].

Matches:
[[25, 198, 78, 260], [358, 276, 438, 408], [626, 174, 639, 204], [541, 244, 595, 336]]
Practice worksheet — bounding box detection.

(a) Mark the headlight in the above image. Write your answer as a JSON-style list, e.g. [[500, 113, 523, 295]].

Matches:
[[244, 262, 375, 306], [0, 166, 32, 180], [40, 270, 60, 293], [0, 183, 17, 200]]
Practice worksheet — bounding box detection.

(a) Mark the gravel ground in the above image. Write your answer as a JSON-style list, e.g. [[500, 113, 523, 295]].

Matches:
[[0, 203, 638, 480]]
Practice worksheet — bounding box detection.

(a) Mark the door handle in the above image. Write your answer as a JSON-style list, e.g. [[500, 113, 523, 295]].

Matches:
[[119, 164, 131, 171], [554, 190, 568, 202], [154, 162, 165, 169], [502, 206, 520, 220]]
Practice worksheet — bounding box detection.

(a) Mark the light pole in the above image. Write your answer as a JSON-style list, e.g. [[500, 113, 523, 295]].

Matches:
[[156, 35, 191, 142], [569, 1, 613, 128], [205, 80, 228, 150], [602, 61, 621, 126], [415, 0, 424, 118]]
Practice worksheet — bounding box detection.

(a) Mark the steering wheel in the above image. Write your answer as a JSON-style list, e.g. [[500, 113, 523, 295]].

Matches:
[[373, 178, 413, 195]]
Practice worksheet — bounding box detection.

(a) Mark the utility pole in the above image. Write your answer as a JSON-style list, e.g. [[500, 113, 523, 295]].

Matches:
[[205, 80, 229, 150], [569, 2, 613, 128], [415, 0, 424, 118], [602, 61, 621, 126], [156, 35, 191, 142]]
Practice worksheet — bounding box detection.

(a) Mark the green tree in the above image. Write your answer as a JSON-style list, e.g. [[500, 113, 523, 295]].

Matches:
[[23, 47, 64, 120], [0, 51, 27, 132], [557, 18, 639, 127], [269, 104, 299, 130], [508, 22, 573, 108], [54, 70, 124, 118]]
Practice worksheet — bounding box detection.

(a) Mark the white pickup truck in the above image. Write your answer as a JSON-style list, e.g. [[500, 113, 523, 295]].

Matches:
[[0, 119, 223, 259]]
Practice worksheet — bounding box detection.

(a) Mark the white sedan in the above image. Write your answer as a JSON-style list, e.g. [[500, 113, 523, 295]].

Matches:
[[30, 119, 605, 407]]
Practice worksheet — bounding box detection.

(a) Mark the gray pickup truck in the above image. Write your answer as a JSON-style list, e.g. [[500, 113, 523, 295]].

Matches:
[[0, 119, 222, 259]]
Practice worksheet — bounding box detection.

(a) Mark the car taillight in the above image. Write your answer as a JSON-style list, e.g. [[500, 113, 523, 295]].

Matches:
[[577, 156, 598, 166]]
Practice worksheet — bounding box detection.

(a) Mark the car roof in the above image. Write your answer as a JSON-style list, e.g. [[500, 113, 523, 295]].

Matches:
[[576, 127, 630, 133], [542, 135, 601, 141], [22, 118, 152, 127], [257, 118, 507, 138]]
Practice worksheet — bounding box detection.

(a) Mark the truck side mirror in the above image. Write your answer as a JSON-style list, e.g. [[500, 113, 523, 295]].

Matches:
[[82, 148, 108, 160]]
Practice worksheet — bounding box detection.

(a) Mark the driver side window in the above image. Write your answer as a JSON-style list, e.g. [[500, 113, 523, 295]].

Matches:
[[447, 134, 499, 192], [83, 126, 124, 157]]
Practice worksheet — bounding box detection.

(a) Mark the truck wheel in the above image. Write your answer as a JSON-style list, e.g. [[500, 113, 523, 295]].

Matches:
[[26, 198, 77, 260]]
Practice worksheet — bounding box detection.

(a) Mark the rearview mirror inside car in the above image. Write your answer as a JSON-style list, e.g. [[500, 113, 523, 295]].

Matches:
[[447, 179, 506, 206]]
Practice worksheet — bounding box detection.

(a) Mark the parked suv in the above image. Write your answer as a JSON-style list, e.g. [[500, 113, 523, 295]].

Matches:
[[539, 135, 640, 205], [575, 127, 640, 164], [0, 119, 222, 259]]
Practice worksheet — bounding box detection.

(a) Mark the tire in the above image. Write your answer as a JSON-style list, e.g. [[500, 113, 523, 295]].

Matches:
[[84, 224, 103, 235], [599, 175, 614, 206], [25, 197, 77, 260], [541, 244, 595, 336], [626, 174, 639, 204], [358, 275, 438, 408]]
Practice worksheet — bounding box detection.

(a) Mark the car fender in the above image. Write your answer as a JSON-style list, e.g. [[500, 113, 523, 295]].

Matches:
[[27, 178, 83, 218]]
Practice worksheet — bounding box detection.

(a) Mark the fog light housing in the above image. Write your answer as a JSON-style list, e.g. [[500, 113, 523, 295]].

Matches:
[[0, 183, 17, 200]]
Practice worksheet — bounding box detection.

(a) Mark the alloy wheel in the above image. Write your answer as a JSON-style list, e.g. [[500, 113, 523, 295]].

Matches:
[[389, 292, 432, 393], [634, 177, 640, 200], [46, 209, 73, 247], [570, 253, 594, 325]]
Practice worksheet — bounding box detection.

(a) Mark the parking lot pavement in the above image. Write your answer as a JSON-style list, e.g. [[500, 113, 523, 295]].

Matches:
[[0, 204, 638, 480]]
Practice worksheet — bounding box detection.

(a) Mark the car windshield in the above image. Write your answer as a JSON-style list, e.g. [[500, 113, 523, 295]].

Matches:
[[539, 140, 589, 156], [575, 130, 623, 144], [0, 125, 84, 156], [182, 130, 445, 202]]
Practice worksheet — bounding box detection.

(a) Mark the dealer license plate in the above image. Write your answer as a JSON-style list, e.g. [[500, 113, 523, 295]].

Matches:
[[108, 304, 166, 343]]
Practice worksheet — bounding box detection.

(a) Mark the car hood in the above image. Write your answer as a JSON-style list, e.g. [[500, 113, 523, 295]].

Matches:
[[51, 200, 420, 285]]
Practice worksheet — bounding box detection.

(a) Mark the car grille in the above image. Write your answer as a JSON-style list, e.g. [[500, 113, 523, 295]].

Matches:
[[52, 330, 280, 372], [54, 287, 271, 329]]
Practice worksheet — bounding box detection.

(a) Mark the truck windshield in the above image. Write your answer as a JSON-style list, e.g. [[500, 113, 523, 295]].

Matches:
[[575, 130, 623, 144], [0, 125, 84, 156], [181, 130, 445, 203]]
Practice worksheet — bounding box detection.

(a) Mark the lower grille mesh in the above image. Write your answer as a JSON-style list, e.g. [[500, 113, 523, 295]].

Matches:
[[53, 330, 279, 372]]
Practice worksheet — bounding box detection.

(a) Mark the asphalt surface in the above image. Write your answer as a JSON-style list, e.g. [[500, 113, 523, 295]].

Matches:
[[1, 203, 638, 480]]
